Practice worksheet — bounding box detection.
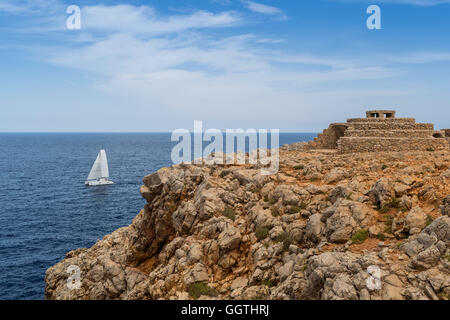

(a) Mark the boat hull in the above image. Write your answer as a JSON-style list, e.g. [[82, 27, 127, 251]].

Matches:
[[85, 179, 114, 186]]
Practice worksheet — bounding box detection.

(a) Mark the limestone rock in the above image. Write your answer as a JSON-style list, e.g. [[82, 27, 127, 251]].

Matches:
[[442, 195, 450, 216], [369, 178, 395, 208], [305, 214, 325, 243], [322, 199, 370, 243], [231, 276, 248, 291], [405, 207, 428, 234], [324, 168, 348, 184], [45, 142, 450, 301]]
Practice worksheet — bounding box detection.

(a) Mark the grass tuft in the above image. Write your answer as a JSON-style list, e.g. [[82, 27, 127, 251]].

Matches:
[[377, 233, 386, 241], [255, 226, 269, 241], [261, 279, 274, 287], [351, 229, 369, 244], [271, 207, 279, 217], [189, 282, 218, 300], [222, 207, 236, 221], [275, 232, 293, 252], [391, 196, 400, 208], [379, 204, 390, 214], [287, 205, 301, 214], [384, 214, 393, 234]]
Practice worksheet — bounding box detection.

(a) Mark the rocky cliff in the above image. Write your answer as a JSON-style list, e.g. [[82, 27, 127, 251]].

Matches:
[[45, 148, 450, 300]]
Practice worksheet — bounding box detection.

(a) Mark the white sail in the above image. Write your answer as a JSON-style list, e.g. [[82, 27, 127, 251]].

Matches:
[[87, 149, 109, 180], [100, 149, 109, 178]]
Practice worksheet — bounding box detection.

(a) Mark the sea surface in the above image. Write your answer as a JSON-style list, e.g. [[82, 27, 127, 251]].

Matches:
[[0, 132, 316, 300]]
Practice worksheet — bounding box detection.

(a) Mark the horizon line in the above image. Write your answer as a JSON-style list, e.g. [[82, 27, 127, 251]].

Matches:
[[0, 131, 319, 134]]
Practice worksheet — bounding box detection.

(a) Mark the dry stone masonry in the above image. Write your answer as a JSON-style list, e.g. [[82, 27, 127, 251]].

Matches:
[[308, 110, 449, 153]]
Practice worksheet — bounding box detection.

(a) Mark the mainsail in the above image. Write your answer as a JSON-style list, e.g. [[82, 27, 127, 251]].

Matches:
[[87, 149, 109, 180]]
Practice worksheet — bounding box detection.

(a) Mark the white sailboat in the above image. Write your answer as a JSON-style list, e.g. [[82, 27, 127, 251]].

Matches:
[[85, 149, 114, 186]]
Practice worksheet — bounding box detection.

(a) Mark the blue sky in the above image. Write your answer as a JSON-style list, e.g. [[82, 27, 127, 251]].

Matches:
[[0, 0, 449, 132]]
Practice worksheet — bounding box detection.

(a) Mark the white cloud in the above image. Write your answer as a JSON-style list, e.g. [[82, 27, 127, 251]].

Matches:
[[243, 1, 286, 18], [387, 52, 450, 64], [39, 14, 403, 131], [82, 5, 241, 35]]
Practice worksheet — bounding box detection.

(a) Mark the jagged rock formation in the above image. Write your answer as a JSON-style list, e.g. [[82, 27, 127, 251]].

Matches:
[[308, 110, 449, 153], [45, 146, 450, 300]]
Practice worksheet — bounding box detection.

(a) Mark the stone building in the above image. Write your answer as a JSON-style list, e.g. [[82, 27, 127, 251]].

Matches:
[[308, 110, 450, 153]]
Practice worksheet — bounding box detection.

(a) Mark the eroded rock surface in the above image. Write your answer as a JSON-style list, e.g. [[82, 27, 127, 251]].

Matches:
[[45, 149, 450, 300]]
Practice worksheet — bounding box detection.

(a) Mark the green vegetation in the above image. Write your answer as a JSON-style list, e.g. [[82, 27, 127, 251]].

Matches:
[[427, 148, 435, 152], [271, 207, 279, 217], [302, 263, 308, 271], [294, 165, 304, 170], [426, 215, 434, 226], [288, 205, 301, 214], [351, 229, 369, 244], [251, 187, 261, 194], [222, 207, 236, 221], [189, 282, 218, 300], [275, 232, 293, 252], [381, 164, 388, 170], [438, 292, 450, 300], [384, 215, 394, 234], [269, 198, 277, 205], [261, 279, 274, 288], [379, 204, 390, 214], [346, 192, 353, 200], [299, 202, 308, 210], [391, 196, 400, 208], [378, 196, 401, 213], [377, 233, 387, 241], [255, 226, 269, 241], [263, 195, 269, 202]]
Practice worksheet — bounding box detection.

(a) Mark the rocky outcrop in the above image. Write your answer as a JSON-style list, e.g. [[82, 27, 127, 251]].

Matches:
[[442, 196, 450, 217], [45, 148, 450, 300]]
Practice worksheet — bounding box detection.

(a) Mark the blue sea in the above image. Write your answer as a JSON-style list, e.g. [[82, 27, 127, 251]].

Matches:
[[0, 132, 315, 300]]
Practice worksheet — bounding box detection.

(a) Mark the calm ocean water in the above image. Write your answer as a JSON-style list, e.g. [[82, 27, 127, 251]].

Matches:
[[0, 132, 315, 300]]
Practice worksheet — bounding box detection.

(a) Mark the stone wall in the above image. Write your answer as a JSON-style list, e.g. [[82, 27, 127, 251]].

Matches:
[[337, 137, 448, 153], [444, 130, 450, 146], [348, 122, 434, 130], [306, 110, 449, 153], [344, 129, 433, 138], [347, 118, 415, 123], [307, 123, 348, 150], [444, 129, 450, 137]]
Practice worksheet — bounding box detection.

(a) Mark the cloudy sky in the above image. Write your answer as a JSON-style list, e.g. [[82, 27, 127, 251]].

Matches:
[[1, 0, 449, 132]]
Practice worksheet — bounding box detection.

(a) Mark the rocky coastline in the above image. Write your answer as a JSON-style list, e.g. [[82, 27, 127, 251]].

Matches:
[[45, 147, 450, 300]]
